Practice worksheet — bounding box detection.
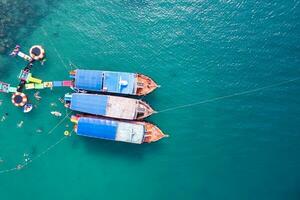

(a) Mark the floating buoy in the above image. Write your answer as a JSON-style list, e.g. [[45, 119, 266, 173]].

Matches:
[[11, 92, 27, 107], [29, 45, 45, 61], [64, 130, 70, 136]]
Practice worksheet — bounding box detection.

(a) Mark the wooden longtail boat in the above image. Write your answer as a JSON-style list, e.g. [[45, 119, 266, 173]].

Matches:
[[71, 115, 168, 144], [70, 69, 159, 96], [65, 93, 155, 120]]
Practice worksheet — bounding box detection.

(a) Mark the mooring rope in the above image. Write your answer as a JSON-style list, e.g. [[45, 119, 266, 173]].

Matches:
[[41, 27, 70, 72], [0, 111, 72, 174], [47, 111, 72, 135], [158, 77, 300, 113], [21, 135, 68, 168], [0, 135, 68, 174], [68, 60, 88, 70]]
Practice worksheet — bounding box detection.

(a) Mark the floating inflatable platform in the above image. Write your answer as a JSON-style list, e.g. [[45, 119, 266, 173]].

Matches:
[[65, 93, 155, 120], [0, 82, 11, 93], [18, 70, 42, 84], [10, 45, 46, 63], [70, 69, 158, 96], [71, 115, 167, 144]]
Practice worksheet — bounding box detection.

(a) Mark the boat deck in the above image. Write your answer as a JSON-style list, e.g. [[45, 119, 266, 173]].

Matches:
[[106, 96, 137, 119]]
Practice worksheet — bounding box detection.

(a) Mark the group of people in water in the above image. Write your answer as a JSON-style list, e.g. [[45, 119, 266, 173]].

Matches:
[[0, 45, 67, 170], [0, 91, 63, 129], [0, 93, 66, 170]]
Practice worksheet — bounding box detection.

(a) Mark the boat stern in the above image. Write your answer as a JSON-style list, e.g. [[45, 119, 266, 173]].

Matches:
[[64, 93, 72, 108], [71, 115, 80, 132]]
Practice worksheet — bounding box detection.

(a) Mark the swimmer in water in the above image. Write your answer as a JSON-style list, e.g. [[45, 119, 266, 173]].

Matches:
[[41, 58, 46, 65], [16, 164, 23, 170], [50, 102, 57, 107], [17, 121, 24, 128], [34, 91, 42, 100], [36, 128, 43, 133], [59, 98, 64, 104], [1, 113, 7, 121], [1, 116, 6, 122], [23, 153, 30, 162], [51, 111, 62, 117]]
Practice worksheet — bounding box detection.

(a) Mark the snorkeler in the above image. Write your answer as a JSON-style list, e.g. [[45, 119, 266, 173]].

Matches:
[[34, 91, 42, 100], [36, 128, 43, 133], [23, 153, 30, 163], [58, 98, 64, 104], [1, 115, 6, 122], [16, 164, 23, 170], [0, 113, 8, 122], [17, 121, 24, 128], [41, 58, 47, 65], [51, 111, 62, 117]]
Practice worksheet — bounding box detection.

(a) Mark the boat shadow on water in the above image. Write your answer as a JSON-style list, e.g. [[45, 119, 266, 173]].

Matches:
[[78, 136, 165, 161]]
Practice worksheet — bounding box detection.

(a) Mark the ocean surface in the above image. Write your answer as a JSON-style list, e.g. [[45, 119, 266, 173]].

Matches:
[[0, 1, 300, 199]]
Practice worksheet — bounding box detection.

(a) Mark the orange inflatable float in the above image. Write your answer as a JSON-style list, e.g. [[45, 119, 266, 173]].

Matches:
[[11, 92, 27, 107], [29, 45, 45, 61]]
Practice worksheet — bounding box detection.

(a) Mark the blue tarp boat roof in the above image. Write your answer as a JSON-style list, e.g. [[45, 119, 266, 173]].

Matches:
[[103, 71, 135, 94], [77, 117, 117, 140], [70, 94, 108, 115], [75, 70, 103, 92], [74, 69, 136, 94]]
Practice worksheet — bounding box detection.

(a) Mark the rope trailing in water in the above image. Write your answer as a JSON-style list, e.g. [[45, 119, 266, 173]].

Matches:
[[21, 135, 68, 167], [41, 27, 70, 72], [0, 112, 72, 174], [68, 60, 87, 70], [158, 77, 300, 113], [0, 136, 68, 174], [48, 110, 72, 135]]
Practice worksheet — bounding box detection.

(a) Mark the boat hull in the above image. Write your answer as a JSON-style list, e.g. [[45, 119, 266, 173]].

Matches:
[[71, 115, 166, 144], [65, 93, 154, 120]]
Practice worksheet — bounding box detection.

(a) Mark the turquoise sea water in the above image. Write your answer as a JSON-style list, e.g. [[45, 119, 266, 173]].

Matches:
[[0, 1, 300, 199]]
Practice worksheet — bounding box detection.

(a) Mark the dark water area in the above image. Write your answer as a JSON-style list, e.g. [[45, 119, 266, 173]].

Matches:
[[0, 0, 59, 76], [0, 0, 58, 54]]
